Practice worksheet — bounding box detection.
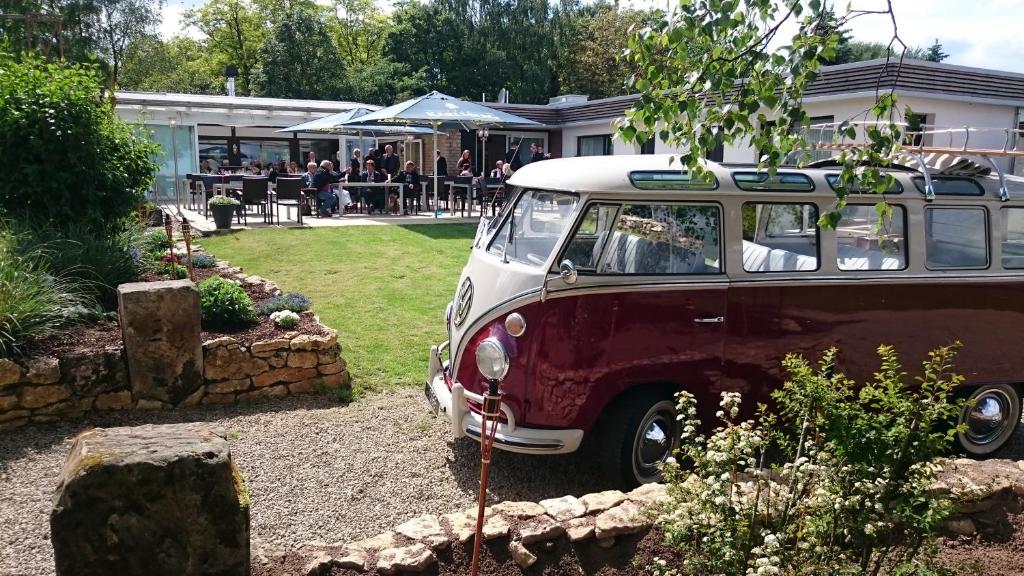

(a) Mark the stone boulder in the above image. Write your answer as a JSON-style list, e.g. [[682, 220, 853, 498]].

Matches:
[[118, 281, 204, 404], [60, 348, 128, 397], [50, 423, 249, 576]]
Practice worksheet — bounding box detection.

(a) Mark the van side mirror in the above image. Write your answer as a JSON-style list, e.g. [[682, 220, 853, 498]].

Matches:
[[559, 259, 578, 285]]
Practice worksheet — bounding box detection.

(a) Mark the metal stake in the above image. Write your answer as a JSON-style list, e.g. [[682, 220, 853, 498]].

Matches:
[[181, 220, 195, 282]]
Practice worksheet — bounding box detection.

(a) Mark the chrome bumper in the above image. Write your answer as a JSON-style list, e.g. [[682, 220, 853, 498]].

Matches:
[[425, 342, 583, 455]]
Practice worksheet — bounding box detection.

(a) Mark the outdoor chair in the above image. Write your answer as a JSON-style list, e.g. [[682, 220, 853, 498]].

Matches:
[[451, 176, 473, 217], [270, 177, 305, 225], [238, 176, 271, 225], [199, 174, 226, 217], [476, 177, 503, 217]]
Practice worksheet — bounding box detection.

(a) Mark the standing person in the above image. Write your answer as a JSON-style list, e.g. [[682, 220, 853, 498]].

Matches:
[[531, 144, 545, 163], [312, 160, 340, 217], [349, 148, 362, 178], [505, 140, 523, 172], [435, 150, 448, 177], [306, 150, 316, 165], [392, 160, 421, 214], [457, 149, 472, 174], [380, 144, 400, 179]]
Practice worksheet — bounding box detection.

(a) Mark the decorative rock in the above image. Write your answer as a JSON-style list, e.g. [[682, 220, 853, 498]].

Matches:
[[202, 336, 236, 350], [564, 517, 595, 542], [118, 280, 204, 404], [205, 345, 269, 381], [94, 390, 132, 411], [20, 385, 72, 409], [594, 500, 648, 539], [288, 381, 317, 395], [351, 531, 402, 552], [317, 346, 342, 364], [442, 512, 477, 543], [509, 541, 537, 569], [943, 518, 977, 536], [580, 490, 627, 514], [519, 515, 565, 544], [303, 553, 340, 576], [266, 353, 288, 368], [253, 367, 319, 388], [51, 424, 249, 576], [318, 362, 346, 375], [376, 543, 435, 575], [0, 395, 18, 411], [482, 514, 511, 540], [251, 339, 291, 355], [493, 500, 546, 519], [336, 548, 368, 570], [287, 351, 319, 369], [237, 385, 288, 401], [319, 371, 351, 388], [61, 349, 128, 397], [290, 334, 334, 351], [0, 409, 30, 423], [0, 358, 22, 388], [178, 387, 206, 407], [135, 399, 170, 411], [396, 514, 448, 550], [540, 495, 586, 521], [25, 357, 60, 384], [208, 378, 253, 394], [628, 482, 670, 506]]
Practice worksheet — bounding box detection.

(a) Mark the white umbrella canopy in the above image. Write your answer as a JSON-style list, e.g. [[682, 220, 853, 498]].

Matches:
[[276, 107, 438, 137], [338, 91, 541, 216]]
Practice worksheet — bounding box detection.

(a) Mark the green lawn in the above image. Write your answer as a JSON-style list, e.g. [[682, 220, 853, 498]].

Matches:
[[200, 224, 475, 396]]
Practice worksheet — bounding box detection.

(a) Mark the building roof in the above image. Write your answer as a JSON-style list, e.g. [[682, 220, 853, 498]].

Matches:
[[488, 59, 1024, 126], [115, 91, 379, 115]]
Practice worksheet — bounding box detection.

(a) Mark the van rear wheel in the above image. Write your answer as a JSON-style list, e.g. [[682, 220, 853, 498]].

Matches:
[[956, 384, 1021, 457], [600, 395, 679, 488]]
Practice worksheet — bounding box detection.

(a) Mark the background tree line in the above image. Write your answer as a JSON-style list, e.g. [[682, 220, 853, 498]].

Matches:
[[0, 0, 947, 106]]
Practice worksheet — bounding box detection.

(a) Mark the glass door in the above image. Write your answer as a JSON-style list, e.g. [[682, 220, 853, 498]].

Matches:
[[495, 131, 547, 168]]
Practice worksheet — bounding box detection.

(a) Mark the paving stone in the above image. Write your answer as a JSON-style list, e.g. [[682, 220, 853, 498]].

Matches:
[[627, 483, 670, 506], [396, 514, 447, 549], [376, 543, 435, 575], [580, 490, 626, 514], [519, 515, 564, 545], [564, 516, 595, 542], [350, 531, 401, 552], [594, 500, 649, 539], [509, 540, 536, 569], [493, 500, 546, 519], [442, 512, 476, 543], [540, 495, 586, 521]]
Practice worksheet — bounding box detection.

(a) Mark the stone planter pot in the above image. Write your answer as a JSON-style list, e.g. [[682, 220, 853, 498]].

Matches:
[[210, 203, 236, 230]]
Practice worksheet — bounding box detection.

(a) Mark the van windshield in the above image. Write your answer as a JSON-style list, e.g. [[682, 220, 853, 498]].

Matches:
[[488, 189, 579, 267]]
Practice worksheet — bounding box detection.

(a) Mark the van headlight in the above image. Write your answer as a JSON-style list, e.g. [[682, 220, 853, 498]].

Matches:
[[475, 338, 509, 382]]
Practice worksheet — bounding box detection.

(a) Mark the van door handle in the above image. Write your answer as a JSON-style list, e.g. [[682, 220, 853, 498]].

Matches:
[[693, 316, 725, 324]]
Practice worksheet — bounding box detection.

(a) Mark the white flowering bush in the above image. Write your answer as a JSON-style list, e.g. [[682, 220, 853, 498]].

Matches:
[[652, 345, 964, 576], [269, 309, 300, 329]]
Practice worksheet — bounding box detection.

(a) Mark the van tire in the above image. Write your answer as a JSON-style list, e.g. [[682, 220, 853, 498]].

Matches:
[[956, 383, 1021, 457], [599, 394, 679, 488]]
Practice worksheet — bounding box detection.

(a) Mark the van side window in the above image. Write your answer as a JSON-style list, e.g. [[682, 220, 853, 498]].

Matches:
[[836, 205, 907, 271], [741, 203, 819, 272], [1002, 208, 1024, 269], [925, 207, 988, 269], [585, 204, 721, 275], [562, 204, 621, 270]]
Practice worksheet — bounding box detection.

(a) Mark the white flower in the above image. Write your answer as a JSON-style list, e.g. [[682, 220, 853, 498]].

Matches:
[[270, 309, 300, 328]]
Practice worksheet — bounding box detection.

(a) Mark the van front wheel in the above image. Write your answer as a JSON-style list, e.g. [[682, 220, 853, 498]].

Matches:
[[600, 396, 679, 488], [956, 384, 1021, 457]]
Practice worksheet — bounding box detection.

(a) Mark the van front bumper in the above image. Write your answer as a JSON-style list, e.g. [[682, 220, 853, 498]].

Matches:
[[425, 342, 583, 455]]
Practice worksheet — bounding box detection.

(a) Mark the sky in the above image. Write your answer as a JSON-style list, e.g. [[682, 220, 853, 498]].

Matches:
[[160, 0, 1024, 74]]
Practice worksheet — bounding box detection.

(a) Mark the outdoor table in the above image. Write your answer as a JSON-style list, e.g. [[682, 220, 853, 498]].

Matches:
[[448, 181, 502, 217], [342, 182, 403, 215]]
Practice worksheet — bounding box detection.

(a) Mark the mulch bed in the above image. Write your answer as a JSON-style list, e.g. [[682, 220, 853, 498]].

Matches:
[[26, 320, 124, 358]]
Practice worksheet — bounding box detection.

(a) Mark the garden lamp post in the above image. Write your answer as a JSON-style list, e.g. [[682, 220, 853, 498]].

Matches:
[[163, 213, 175, 274], [470, 338, 510, 576], [170, 116, 181, 217], [479, 127, 489, 180]]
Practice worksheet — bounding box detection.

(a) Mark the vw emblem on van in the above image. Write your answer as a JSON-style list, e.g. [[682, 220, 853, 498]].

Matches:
[[453, 277, 473, 328]]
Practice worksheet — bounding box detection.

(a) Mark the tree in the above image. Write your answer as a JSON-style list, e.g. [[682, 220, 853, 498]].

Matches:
[[184, 0, 266, 95], [343, 58, 428, 106], [921, 39, 948, 62], [329, 0, 391, 68], [119, 35, 221, 93], [94, 0, 162, 87], [553, 5, 658, 99], [250, 6, 346, 99], [620, 0, 913, 228]]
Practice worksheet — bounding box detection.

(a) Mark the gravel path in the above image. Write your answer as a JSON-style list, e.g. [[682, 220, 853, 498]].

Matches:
[[0, 388, 608, 576]]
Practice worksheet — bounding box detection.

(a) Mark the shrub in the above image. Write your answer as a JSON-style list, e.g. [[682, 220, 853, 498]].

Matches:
[[159, 262, 188, 280], [209, 195, 240, 206], [0, 231, 85, 357], [0, 53, 159, 228], [191, 252, 217, 268], [255, 292, 312, 316], [654, 345, 963, 576], [140, 228, 173, 257], [198, 276, 255, 329], [269, 310, 300, 329]]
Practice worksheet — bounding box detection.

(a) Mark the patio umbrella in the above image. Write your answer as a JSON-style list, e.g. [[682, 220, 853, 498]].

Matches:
[[338, 91, 541, 217], [277, 108, 438, 160]]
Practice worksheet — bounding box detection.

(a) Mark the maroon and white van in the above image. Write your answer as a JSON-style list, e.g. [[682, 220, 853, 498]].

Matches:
[[426, 154, 1024, 486]]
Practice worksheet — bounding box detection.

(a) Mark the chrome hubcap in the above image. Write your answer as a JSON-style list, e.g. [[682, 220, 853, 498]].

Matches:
[[638, 416, 671, 468], [964, 390, 1012, 446]]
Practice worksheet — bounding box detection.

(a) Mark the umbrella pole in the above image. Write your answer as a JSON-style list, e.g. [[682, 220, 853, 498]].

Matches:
[[433, 121, 439, 219]]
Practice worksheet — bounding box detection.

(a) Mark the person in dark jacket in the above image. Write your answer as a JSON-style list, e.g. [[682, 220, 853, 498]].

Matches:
[[393, 160, 422, 214], [435, 150, 448, 177], [380, 144, 400, 178], [311, 160, 340, 217], [505, 140, 523, 172], [359, 159, 388, 214], [349, 148, 362, 178], [530, 144, 545, 163]]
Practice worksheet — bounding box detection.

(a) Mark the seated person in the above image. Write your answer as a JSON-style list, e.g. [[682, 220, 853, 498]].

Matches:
[[302, 162, 317, 188], [359, 159, 388, 214], [489, 160, 504, 179], [392, 161, 422, 214], [312, 160, 341, 217]]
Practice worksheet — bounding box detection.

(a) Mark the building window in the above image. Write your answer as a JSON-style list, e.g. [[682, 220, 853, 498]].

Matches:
[[705, 129, 724, 162], [802, 115, 834, 163], [640, 137, 655, 155], [578, 135, 612, 156]]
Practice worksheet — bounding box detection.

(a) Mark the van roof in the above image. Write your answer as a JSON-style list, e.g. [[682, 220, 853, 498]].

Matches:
[[506, 154, 1023, 198]]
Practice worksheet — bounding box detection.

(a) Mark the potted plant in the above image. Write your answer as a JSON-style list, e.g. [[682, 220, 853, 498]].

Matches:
[[208, 194, 240, 230]]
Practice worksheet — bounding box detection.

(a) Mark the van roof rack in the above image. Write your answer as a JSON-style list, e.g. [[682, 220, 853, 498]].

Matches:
[[800, 122, 1024, 201]]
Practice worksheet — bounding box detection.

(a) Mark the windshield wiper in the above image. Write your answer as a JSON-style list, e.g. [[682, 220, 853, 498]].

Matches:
[[502, 207, 515, 263]]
